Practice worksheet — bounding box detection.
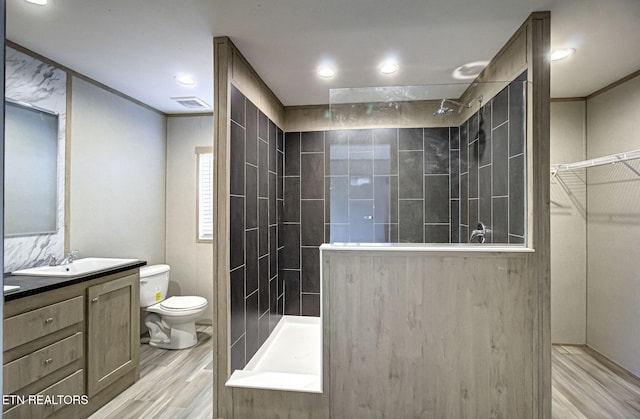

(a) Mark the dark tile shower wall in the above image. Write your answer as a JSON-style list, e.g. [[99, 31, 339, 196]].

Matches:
[[282, 127, 461, 316], [280, 131, 324, 317], [229, 85, 284, 371], [460, 76, 527, 243]]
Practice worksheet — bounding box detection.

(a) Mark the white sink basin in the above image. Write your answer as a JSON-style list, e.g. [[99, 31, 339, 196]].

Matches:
[[12, 257, 139, 277]]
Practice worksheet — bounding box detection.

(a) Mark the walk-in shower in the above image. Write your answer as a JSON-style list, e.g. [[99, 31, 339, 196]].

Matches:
[[225, 76, 528, 394]]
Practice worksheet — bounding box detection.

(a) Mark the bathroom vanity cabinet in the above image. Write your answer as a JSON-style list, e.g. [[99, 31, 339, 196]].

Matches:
[[87, 273, 139, 397], [2, 264, 143, 418]]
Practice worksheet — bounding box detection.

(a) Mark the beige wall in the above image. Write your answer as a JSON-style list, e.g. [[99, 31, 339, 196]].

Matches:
[[69, 76, 166, 265], [585, 73, 640, 376], [549, 73, 640, 376], [165, 115, 214, 323], [550, 100, 587, 344]]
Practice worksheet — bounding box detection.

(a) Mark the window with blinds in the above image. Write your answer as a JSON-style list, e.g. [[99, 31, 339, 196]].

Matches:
[[197, 147, 214, 242]]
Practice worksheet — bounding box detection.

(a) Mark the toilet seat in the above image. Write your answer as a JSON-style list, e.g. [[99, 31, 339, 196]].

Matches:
[[160, 296, 207, 311], [145, 295, 207, 317]]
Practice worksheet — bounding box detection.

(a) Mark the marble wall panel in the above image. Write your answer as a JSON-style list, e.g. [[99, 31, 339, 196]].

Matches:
[[4, 47, 67, 272]]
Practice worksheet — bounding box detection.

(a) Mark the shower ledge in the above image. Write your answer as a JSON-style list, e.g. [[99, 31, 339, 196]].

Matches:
[[320, 243, 535, 252]]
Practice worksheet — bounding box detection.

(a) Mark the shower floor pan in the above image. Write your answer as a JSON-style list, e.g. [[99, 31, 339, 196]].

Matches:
[[225, 315, 322, 393]]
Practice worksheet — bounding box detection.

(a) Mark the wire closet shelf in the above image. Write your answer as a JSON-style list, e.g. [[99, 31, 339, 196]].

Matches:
[[550, 149, 640, 179]]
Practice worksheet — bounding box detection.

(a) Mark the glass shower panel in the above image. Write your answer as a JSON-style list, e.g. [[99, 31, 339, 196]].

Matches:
[[325, 77, 528, 245]]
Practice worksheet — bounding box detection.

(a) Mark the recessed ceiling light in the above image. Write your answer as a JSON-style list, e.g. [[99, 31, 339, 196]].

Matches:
[[24, 0, 48, 4], [452, 60, 489, 80], [550, 48, 575, 61], [175, 74, 196, 86], [318, 66, 335, 78], [380, 62, 399, 74]]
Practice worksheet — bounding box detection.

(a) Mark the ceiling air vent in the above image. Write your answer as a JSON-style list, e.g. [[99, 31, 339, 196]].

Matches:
[[171, 96, 211, 110]]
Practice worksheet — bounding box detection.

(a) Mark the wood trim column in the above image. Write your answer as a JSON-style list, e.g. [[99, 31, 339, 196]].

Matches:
[[213, 36, 232, 419], [527, 11, 552, 419]]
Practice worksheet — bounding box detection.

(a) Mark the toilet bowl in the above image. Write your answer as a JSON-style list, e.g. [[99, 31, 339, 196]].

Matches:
[[139, 264, 208, 350]]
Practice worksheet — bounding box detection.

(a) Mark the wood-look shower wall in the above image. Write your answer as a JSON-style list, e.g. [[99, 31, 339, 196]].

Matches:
[[321, 248, 534, 417]]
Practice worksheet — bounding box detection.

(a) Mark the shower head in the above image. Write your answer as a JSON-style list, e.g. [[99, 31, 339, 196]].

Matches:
[[433, 96, 483, 117], [433, 100, 454, 116], [433, 98, 466, 116]]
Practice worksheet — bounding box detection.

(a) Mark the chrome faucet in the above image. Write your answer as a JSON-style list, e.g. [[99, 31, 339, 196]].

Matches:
[[60, 250, 79, 265], [45, 254, 58, 266]]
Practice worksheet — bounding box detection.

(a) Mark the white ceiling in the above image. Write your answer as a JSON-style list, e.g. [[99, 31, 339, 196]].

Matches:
[[6, 0, 640, 113]]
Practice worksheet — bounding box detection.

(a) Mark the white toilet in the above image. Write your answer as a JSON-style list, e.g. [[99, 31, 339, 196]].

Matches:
[[139, 264, 208, 350]]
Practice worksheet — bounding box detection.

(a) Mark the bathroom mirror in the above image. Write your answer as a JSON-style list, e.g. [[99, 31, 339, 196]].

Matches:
[[4, 99, 59, 236]]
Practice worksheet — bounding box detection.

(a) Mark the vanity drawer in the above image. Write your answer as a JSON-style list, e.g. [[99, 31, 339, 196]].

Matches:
[[3, 332, 83, 394], [3, 296, 84, 351], [3, 369, 84, 419]]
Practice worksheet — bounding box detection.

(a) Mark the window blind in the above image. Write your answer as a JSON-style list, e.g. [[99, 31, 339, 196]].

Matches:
[[198, 151, 213, 241]]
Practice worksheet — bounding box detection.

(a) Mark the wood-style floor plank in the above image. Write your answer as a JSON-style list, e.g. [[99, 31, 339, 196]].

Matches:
[[89, 326, 213, 419], [552, 345, 640, 419], [92, 338, 640, 418]]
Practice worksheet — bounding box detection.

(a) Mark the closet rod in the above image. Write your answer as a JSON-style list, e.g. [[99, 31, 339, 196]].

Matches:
[[550, 149, 640, 175]]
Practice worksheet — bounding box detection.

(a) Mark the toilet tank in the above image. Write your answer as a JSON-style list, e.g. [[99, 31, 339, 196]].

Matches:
[[139, 264, 170, 307]]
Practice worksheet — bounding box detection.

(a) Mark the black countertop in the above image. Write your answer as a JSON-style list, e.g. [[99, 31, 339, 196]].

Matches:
[[3, 260, 147, 302]]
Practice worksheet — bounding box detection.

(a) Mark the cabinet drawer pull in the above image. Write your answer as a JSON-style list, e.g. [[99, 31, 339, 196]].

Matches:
[[92, 297, 99, 303], [44, 358, 53, 365], [44, 317, 54, 324]]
